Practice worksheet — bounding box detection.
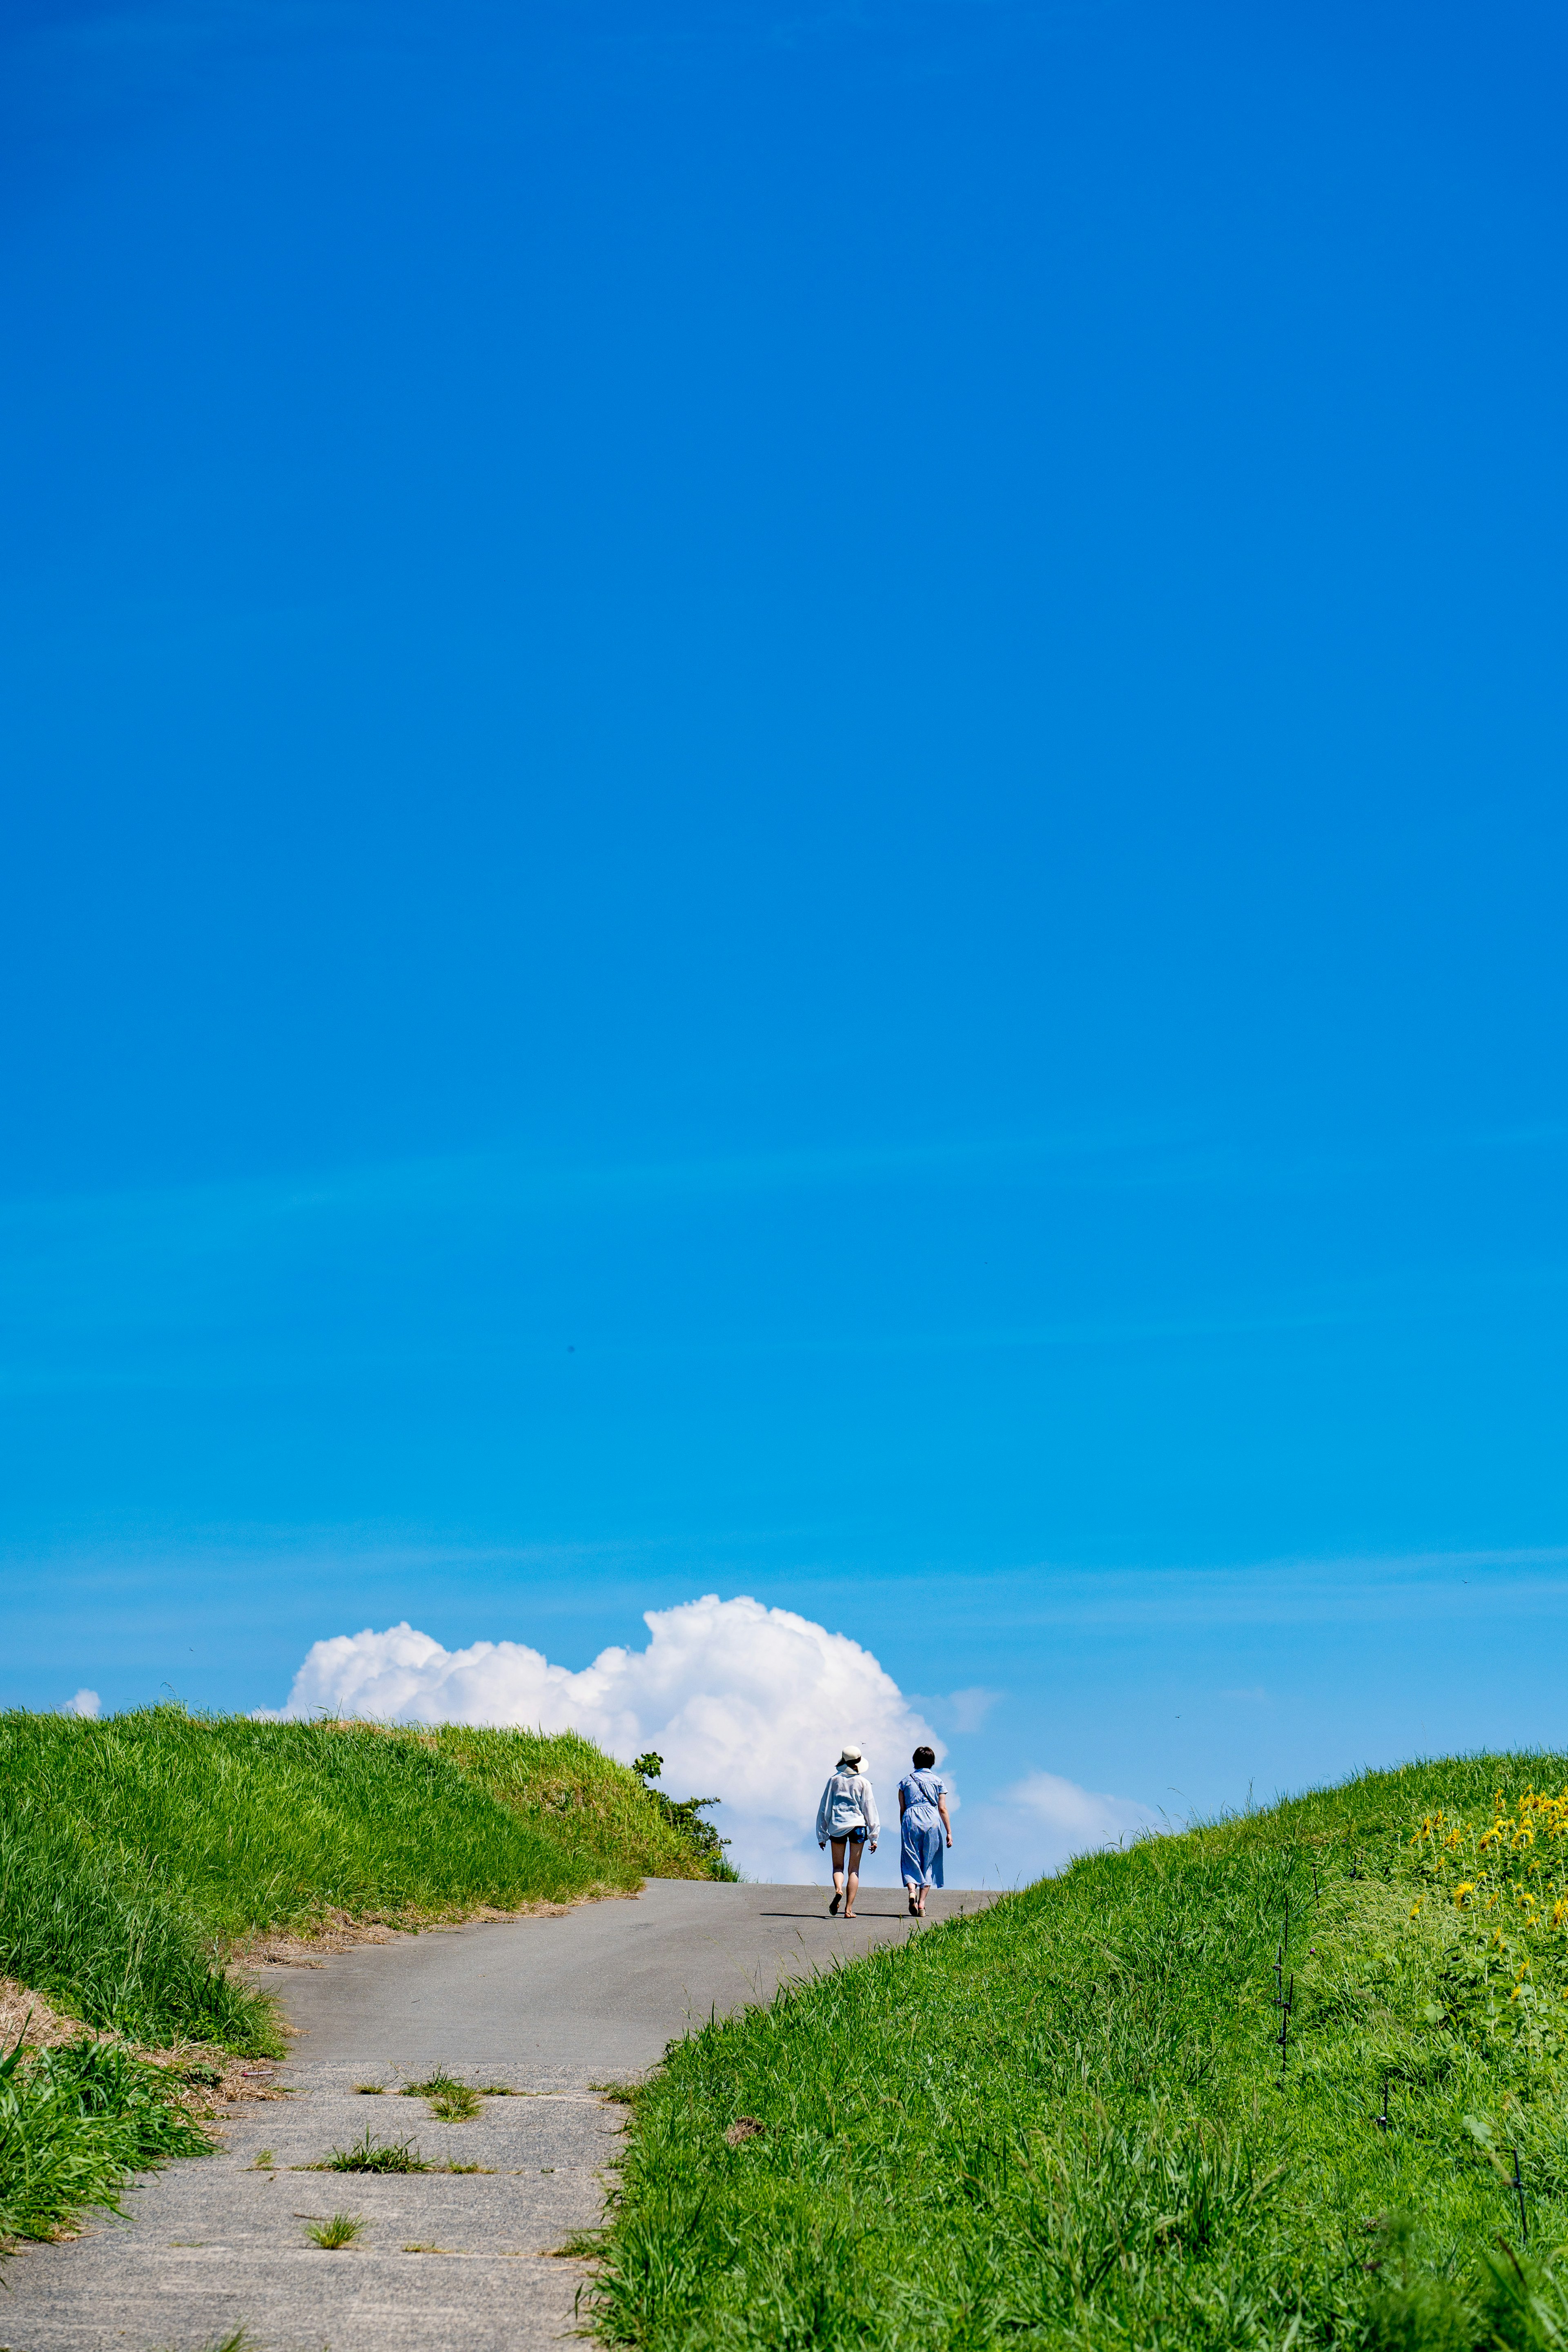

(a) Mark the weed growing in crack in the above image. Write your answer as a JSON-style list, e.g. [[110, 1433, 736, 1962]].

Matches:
[[403, 2070, 482, 2119], [304, 2212, 365, 2248], [316, 2129, 430, 2174]]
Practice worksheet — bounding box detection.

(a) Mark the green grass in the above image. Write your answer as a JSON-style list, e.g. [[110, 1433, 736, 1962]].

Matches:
[[402, 2070, 483, 2119], [430, 1726, 737, 1884], [0, 1705, 732, 2257], [594, 1753, 1568, 2352], [0, 1707, 732, 2054], [304, 2210, 365, 2247], [0, 2033, 211, 2247], [319, 2129, 431, 2173]]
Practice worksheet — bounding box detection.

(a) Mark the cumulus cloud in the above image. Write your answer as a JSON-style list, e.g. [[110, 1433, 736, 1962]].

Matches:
[[281, 1595, 940, 1881], [63, 1688, 100, 1719]]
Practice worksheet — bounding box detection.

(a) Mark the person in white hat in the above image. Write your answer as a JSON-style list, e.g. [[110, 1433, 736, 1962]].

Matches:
[[815, 1745, 880, 1918]]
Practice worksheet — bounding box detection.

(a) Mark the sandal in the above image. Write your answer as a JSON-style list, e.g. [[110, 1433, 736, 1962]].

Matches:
[[907, 1895, 919, 1917], [829, 1891, 841, 1915]]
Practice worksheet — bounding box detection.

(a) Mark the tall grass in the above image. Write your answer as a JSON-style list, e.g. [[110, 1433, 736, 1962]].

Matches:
[[423, 1726, 736, 1884], [0, 1708, 729, 2055], [0, 2035, 211, 2245], [594, 1753, 1568, 2352]]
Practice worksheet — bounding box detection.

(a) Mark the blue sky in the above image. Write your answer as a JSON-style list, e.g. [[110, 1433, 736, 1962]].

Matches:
[[4, 0, 1566, 1860]]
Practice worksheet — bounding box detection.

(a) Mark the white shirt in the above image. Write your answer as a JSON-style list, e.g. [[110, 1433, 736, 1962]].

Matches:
[[816, 1769, 880, 1843]]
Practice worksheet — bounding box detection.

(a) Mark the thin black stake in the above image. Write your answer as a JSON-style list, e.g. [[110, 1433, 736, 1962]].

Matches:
[[1277, 1973, 1293, 2073], [1512, 2147, 1528, 2245]]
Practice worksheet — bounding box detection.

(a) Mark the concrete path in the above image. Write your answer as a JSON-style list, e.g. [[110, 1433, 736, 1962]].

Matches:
[[0, 1881, 993, 2352]]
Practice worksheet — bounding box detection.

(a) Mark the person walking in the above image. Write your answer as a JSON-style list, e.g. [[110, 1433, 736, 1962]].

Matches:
[[898, 1745, 952, 1918], [815, 1745, 879, 1917]]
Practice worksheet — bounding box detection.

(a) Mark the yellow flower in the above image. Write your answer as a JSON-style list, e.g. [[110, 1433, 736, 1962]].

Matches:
[[1455, 1882, 1478, 1908], [1410, 1903, 1422, 1918], [1550, 1898, 1568, 1929]]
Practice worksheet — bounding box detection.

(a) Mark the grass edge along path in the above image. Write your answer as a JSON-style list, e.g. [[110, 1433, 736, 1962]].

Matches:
[[0, 1711, 733, 2057], [0, 1707, 732, 2258], [0, 2031, 215, 2254], [0, 1977, 260, 2257], [592, 1753, 1568, 2352]]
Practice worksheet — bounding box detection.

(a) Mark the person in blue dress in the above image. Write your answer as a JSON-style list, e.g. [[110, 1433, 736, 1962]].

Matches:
[[898, 1746, 952, 1918]]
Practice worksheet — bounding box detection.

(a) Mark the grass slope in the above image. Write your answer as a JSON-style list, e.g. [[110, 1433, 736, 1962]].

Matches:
[[597, 1755, 1568, 2352], [0, 1708, 729, 2056]]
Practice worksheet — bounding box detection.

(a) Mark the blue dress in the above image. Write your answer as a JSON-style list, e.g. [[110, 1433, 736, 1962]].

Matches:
[[899, 1771, 946, 1888]]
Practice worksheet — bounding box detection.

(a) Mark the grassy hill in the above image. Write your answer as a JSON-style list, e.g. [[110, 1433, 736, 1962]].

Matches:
[[0, 1705, 732, 2253], [595, 1754, 1568, 2352], [0, 1707, 731, 2054]]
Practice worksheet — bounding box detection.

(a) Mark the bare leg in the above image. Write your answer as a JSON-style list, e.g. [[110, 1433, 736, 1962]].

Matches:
[[830, 1837, 848, 1911], [844, 1840, 862, 1917]]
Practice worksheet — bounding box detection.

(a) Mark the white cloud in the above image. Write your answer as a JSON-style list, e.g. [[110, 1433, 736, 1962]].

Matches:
[[1004, 1769, 1160, 1847], [943, 1686, 1001, 1734], [280, 1595, 940, 1882], [64, 1688, 100, 1719], [958, 1768, 1162, 1885]]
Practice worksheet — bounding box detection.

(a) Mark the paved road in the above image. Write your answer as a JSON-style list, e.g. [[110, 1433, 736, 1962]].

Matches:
[[0, 1881, 994, 2352]]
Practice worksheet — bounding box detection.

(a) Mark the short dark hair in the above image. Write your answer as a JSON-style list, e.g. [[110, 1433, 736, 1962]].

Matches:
[[912, 1745, 936, 1770]]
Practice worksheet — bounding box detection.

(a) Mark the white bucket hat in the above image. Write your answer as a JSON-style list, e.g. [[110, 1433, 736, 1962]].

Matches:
[[837, 1744, 864, 1768]]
